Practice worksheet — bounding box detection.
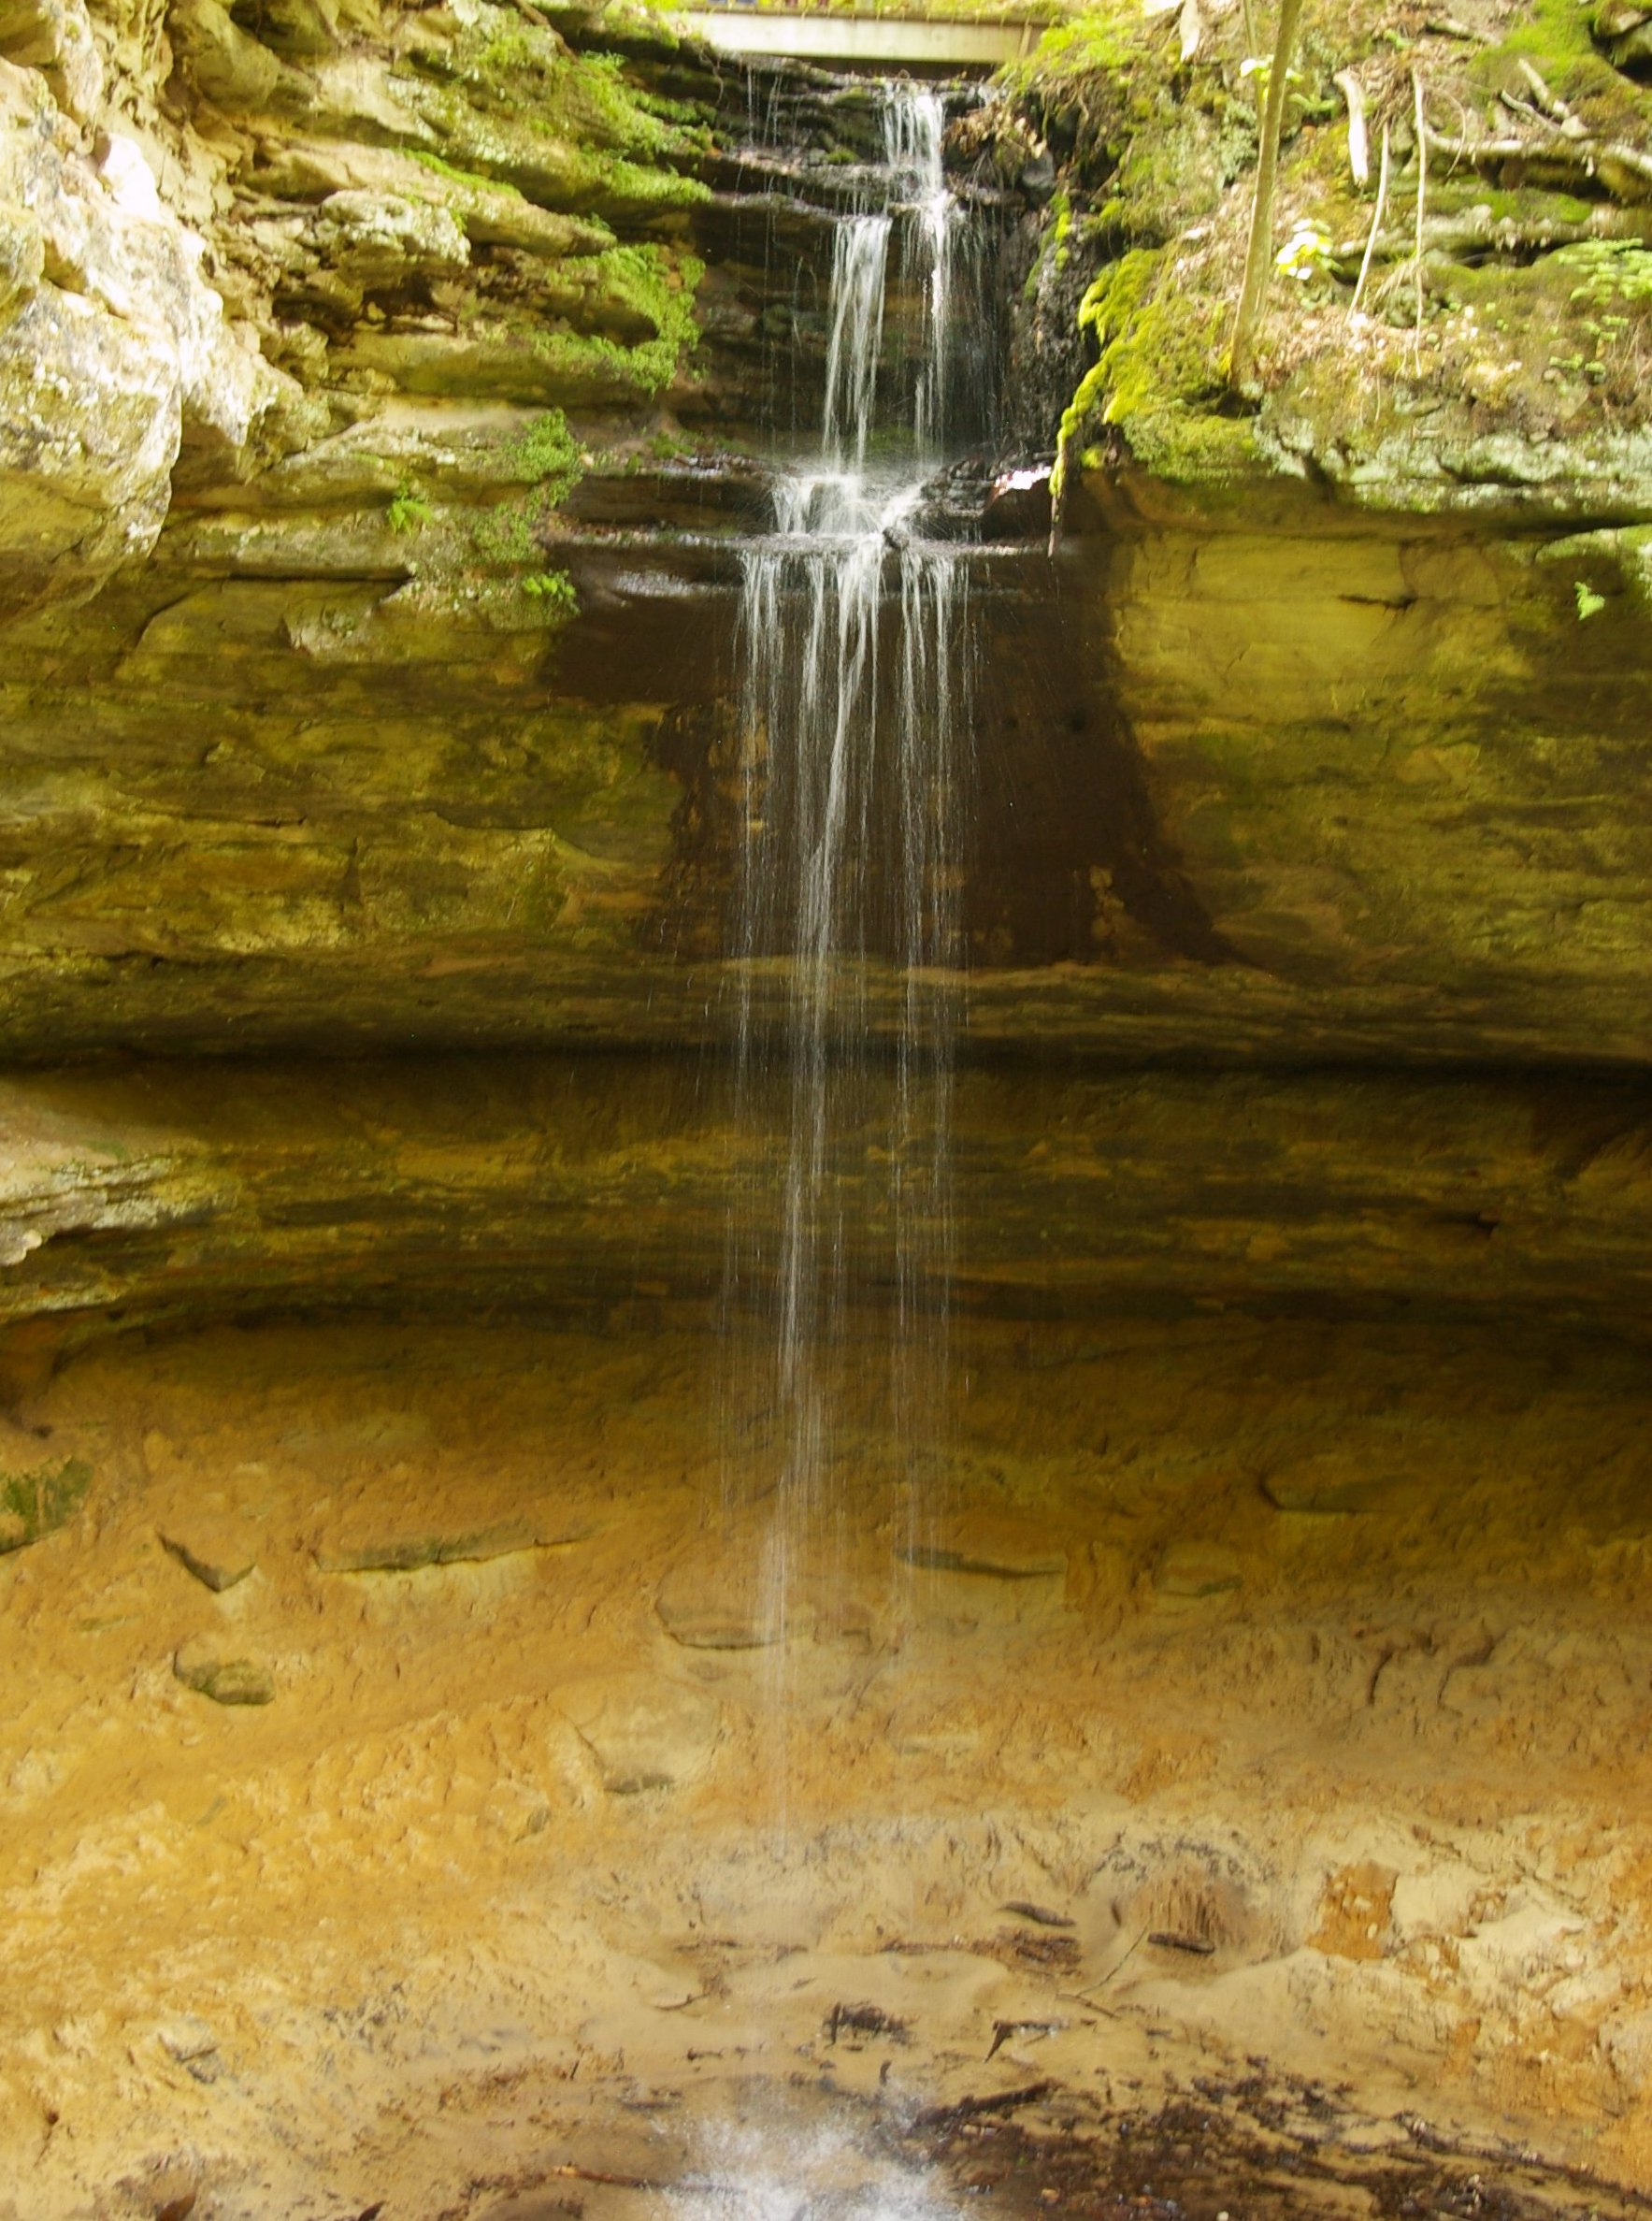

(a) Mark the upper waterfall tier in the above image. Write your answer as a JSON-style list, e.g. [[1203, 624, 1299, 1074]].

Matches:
[[725, 78, 971, 1546], [0, 21, 1649, 1074]]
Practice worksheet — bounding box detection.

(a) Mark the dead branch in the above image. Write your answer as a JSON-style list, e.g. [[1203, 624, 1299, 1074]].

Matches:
[[1600, 142, 1652, 200], [1335, 69, 1370, 186], [1500, 86, 1587, 141], [1423, 14, 1492, 39], [1341, 202, 1652, 267], [1413, 70, 1428, 346], [1421, 123, 1652, 204], [1516, 57, 1575, 127], [912, 2082, 1058, 2130], [1350, 119, 1390, 315]]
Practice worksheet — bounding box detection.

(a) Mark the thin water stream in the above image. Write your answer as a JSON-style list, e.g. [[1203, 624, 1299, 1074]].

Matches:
[[722, 85, 980, 1762]]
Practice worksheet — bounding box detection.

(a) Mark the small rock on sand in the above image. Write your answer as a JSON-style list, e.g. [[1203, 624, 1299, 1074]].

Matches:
[[173, 1637, 275, 1706]]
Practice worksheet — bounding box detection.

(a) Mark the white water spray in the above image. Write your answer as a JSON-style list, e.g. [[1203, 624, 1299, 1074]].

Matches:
[[725, 83, 972, 1800]]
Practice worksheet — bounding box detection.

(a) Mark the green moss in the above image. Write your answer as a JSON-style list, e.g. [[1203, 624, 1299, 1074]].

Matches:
[[1076, 245, 1161, 347], [472, 497, 540, 565], [532, 243, 704, 397], [0, 1456, 91, 1553], [1498, 0, 1599, 68], [409, 1, 711, 222], [1057, 247, 1250, 490], [1004, 0, 1227, 239], [1110, 101, 1223, 241], [503, 409, 584, 496], [475, 27, 541, 79], [522, 570, 579, 614], [1006, 0, 1157, 92], [459, 8, 678, 160], [388, 488, 434, 534], [1006, 0, 1652, 498], [634, 87, 711, 130], [587, 155, 710, 213], [1000, 0, 1175, 198], [1475, 0, 1652, 132], [409, 149, 512, 195], [1555, 239, 1652, 310], [465, 498, 578, 603]]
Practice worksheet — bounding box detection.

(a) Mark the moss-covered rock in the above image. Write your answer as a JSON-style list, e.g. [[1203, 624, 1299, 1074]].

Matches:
[[173, 1637, 276, 1704], [0, 0, 712, 624], [1004, 0, 1652, 517], [0, 1454, 90, 1551]]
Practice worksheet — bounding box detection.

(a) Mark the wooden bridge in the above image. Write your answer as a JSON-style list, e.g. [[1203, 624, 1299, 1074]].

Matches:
[[668, 7, 1049, 68]]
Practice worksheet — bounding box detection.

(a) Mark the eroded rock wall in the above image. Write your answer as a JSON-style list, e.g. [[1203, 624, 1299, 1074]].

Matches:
[[0, 0, 711, 615], [2, 1054, 1652, 1338]]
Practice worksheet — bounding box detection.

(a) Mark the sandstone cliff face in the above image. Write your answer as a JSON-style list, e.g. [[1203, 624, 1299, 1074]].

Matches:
[[0, 0, 717, 1056], [7, 6, 1652, 2216], [0, 0, 708, 618], [0, 22, 301, 618], [3, 0, 1652, 1077]]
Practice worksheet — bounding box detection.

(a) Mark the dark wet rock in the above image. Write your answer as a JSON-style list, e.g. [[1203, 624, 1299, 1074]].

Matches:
[[1018, 149, 1056, 199], [561, 457, 775, 533], [981, 466, 1052, 540]]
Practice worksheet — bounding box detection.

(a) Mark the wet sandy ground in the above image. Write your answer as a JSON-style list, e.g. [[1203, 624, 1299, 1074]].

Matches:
[[4, 1310, 1652, 2218]]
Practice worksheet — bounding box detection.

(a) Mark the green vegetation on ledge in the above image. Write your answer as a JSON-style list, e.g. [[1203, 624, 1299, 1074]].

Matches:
[[1003, 0, 1652, 515], [403, 0, 713, 222], [1056, 246, 1253, 493]]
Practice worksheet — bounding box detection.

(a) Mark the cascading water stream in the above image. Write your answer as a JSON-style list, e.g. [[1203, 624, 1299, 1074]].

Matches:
[[724, 83, 975, 1808]]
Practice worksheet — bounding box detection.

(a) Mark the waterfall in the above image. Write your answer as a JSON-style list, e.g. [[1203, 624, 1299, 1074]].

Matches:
[[725, 83, 973, 1778]]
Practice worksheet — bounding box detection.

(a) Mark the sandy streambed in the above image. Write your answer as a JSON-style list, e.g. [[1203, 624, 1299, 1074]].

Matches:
[[4, 1311, 1652, 2217]]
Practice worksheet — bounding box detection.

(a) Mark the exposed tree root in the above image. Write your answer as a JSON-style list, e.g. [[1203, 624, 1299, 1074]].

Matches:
[[1422, 122, 1652, 202]]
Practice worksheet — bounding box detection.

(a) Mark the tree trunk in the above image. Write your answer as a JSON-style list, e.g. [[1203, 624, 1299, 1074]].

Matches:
[[1228, 0, 1306, 391]]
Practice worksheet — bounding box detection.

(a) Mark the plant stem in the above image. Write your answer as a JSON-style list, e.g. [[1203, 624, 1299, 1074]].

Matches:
[[1350, 120, 1390, 318], [1412, 68, 1428, 349]]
